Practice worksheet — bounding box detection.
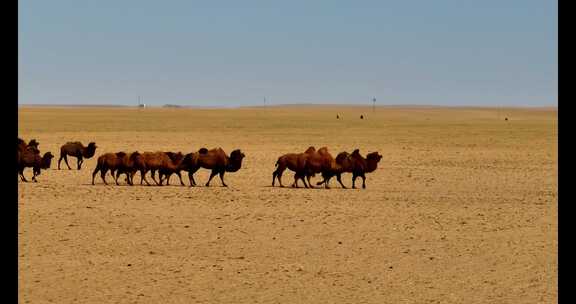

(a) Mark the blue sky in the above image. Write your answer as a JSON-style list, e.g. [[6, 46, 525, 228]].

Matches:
[[18, 0, 557, 107]]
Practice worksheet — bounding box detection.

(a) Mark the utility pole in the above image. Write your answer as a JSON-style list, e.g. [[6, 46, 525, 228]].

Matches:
[[372, 97, 376, 113]]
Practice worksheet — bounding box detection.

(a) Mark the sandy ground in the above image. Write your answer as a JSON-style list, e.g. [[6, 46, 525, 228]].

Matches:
[[18, 106, 557, 304]]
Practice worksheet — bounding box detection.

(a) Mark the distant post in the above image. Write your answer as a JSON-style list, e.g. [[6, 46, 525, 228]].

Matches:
[[372, 97, 376, 113]]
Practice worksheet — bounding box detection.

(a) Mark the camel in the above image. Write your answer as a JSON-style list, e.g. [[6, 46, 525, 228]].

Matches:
[[300, 147, 339, 189], [316, 149, 382, 189], [18, 151, 54, 182], [91, 152, 128, 185], [272, 146, 317, 188], [177, 149, 204, 186], [138, 152, 182, 186], [58, 141, 97, 170], [118, 152, 147, 186], [158, 152, 185, 186], [183, 148, 245, 187]]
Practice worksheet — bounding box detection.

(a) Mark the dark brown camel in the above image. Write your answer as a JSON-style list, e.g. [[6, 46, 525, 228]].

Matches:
[[184, 148, 245, 187], [18, 151, 54, 182], [158, 152, 185, 186], [138, 152, 182, 186], [272, 146, 317, 188], [177, 149, 203, 186], [58, 141, 97, 170], [91, 152, 128, 185], [17, 138, 43, 180], [316, 149, 382, 189], [115, 152, 147, 186]]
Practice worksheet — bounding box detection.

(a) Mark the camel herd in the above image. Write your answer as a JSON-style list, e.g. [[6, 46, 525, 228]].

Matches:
[[17, 137, 382, 189]]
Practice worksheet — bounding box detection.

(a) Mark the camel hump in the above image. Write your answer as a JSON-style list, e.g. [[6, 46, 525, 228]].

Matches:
[[115, 152, 127, 158], [66, 141, 82, 145], [304, 146, 316, 153], [336, 152, 349, 162], [352, 149, 360, 156], [198, 148, 208, 154], [129, 151, 141, 160]]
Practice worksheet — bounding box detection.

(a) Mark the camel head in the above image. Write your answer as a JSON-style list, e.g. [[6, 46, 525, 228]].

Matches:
[[84, 142, 98, 157], [41, 152, 54, 169], [365, 152, 382, 173], [226, 149, 245, 172]]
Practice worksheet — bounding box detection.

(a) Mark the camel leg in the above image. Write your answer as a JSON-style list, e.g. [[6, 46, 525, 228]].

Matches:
[[361, 173, 367, 189], [272, 171, 277, 187], [114, 170, 121, 185], [324, 175, 331, 189], [100, 167, 109, 185], [188, 171, 196, 187], [206, 170, 218, 187], [77, 154, 83, 170], [176, 172, 185, 186], [91, 166, 99, 185], [19, 168, 28, 182], [291, 173, 299, 188], [141, 170, 151, 186], [302, 175, 310, 188], [337, 174, 347, 189], [32, 169, 38, 182], [58, 155, 63, 170], [352, 173, 358, 189], [165, 172, 172, 186], [151, 169, 160, 185], [63, 155, 72, 170], [276, 169, 286, 187], [219, 170, 228, 187], [129, 171, 137, 186], [306, 173, 315, 188], [316, 173, 327, 186]]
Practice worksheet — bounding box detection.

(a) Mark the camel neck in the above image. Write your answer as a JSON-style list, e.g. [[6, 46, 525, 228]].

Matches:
[[366, 160, 379, 173]]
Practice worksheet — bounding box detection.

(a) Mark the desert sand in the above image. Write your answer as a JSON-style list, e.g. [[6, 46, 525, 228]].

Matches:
[[18, 106, 557, 303]]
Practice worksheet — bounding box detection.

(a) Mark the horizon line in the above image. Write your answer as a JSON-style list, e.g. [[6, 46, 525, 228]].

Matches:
[[17, 103, 557, 109]]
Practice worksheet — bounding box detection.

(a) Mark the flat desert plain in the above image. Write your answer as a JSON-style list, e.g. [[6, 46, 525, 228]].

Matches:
[[18, 106, 557, 304]]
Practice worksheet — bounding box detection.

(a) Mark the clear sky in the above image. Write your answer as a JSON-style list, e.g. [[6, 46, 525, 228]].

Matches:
[[18, 0, 557, 107]]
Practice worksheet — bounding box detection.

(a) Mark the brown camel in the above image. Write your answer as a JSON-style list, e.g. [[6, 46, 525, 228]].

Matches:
[[301, 147, 339, 189], [158, 152, 185, 186], [177, 148, 207, 187], [316, 149, 382, 189], [272, 146, 317, 188], [18, 151, 54, 182], [184, 148, 245, 187], [91, 152, 129, 185], [18, 138, 40, 154], [115, 152, 147, 186], [58, 141, 98, 170], [138, 152, 182, 186]]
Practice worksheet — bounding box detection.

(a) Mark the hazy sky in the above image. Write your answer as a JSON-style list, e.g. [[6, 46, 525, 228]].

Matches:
[[18, 0, 557, 107]]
